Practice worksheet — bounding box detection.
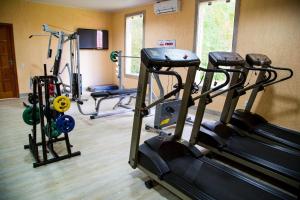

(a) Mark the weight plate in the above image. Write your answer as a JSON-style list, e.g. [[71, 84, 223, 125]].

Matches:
[[28, 93, 38, 104], [110, 51, 118, 62], [22, 106, 40, 125], [56, 115, 75, 133], [53, 96, 71, 112], [44, 121, 62, 138]]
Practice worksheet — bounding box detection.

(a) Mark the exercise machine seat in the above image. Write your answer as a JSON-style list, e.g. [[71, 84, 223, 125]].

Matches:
[[91, 88, 137, 98]]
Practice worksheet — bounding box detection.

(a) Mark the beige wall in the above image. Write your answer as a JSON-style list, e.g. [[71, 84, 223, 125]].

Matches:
[[0, 0, 299, 130], [112, 0, 300, 130], [111, 0, 196, 90], [0, 0, 114, 93], [236, 0, 300, 130]]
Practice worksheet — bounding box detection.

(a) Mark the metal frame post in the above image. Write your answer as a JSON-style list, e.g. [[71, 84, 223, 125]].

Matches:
[[75, 34, 81, 100], [129, 63, 149, 168], [220, 66, 247, 123], [245, 67, 266, 112], [118, 51, 123, 89], [174, 66, 197, 139], [69, 37, 74, 95], [190, 62, 215, 144]]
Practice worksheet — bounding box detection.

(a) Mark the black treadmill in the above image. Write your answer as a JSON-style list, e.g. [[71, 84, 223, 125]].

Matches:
[[188, 52, 300, 196], [230, 54, 300, 151], [128, 48, 295, 200]]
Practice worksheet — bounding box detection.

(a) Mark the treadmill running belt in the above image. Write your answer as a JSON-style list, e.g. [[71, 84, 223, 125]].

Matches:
[[255, 123, 300, 145], [225, 136, 300, 178], [167, 156, 289, 200]]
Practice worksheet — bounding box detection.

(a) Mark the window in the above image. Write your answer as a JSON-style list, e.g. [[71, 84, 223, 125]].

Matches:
[[195, 0, 238, 86], [125, 12, 144, 76]]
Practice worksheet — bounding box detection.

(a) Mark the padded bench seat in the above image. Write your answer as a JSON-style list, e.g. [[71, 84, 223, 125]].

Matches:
[[91, 88, 137, 98]]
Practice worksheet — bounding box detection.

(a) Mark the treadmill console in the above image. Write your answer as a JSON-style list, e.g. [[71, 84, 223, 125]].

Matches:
[[246, 54, 272, 66], [141, 48, 200, 68], [209, 52, 245, 66]]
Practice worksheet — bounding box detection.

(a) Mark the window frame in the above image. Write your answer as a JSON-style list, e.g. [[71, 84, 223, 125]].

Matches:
[[124, 11, 145, 78], [193, 0, 241, 90]]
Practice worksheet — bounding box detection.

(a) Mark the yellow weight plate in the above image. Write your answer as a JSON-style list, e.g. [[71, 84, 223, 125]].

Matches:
[[53, 96, 71, 112]]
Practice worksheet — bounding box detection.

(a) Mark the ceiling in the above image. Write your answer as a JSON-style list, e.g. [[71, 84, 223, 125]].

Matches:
[[29, 0, 157, 11]]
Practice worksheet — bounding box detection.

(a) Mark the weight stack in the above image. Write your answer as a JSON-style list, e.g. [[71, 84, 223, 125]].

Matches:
[[72, 73, 82, 99]]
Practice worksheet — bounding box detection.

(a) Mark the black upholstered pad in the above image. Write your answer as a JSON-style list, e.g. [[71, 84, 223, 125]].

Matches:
[[209, 52, 245, 66], [246, 54, 272, 66], [91, 88, 137, 98]]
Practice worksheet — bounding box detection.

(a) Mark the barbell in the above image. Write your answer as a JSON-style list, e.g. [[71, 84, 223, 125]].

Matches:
[[110, 51, 140, 62]]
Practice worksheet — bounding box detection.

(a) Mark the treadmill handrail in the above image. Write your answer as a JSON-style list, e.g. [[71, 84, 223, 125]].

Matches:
[[210, 67, 247, 98], [144, 69, 183, 110], [193, 67, 230, 101], [240, 64, 276, 92], [263, 65, 293, 87]]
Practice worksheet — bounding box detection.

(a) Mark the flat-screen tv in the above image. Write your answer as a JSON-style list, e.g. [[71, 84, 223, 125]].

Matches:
[[77, 28, 108, 50]]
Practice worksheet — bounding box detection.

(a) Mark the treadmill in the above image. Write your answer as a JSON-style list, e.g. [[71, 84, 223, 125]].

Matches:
[[128, 48, 295, 200], [230, 54, 300, 151], [189, 51, 300, 196]]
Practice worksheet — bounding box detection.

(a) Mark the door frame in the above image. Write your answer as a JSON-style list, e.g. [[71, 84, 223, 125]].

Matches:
[[0, 23, 19, 98]]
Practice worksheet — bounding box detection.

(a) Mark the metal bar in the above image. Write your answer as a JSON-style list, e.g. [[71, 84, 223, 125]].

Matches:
[[52, 32, 64, 76], [190, 62, 215, 145], [118, 51, 123, 89], [245, 67, 266, 112], [192, 68, 230, 101], [174, 66, 197, 139], [33, 151, 80, 168], [119, 55, 140, 59], [220, 66, 246, 123], [32, 78, 37, 141], [64, 133, 72, 155], [90, 109, 132, 119], [263, 65, 293, 87], [69, 39, 73, 95], [153, 73, 164, 98], [148, 73, 153, 111], [47, 34, 52, 58], [129, 63, 149, 168], [37, 79, 47, 161], [144, 70, 182, 110], [75, 34, 81, 100]]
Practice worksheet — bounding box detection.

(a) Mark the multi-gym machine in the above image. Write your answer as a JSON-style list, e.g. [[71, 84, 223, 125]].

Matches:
[[128, 48, 295, 200], [29, 24, 81, 99]]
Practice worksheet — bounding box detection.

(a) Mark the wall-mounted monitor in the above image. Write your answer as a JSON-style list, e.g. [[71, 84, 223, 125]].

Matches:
[[77, 28, 108, 50]]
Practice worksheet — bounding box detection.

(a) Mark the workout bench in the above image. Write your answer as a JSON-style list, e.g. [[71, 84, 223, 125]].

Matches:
[[77, 88, 137, 119]]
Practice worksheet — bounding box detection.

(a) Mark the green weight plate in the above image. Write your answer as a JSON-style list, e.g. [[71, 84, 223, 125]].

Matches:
[[110, 51, 118, 62], [22, 106, 40, 125], [44, 121, 62, 138]]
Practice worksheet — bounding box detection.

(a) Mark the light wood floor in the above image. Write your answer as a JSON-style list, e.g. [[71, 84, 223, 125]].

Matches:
[[0, 97, 218, 200]]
